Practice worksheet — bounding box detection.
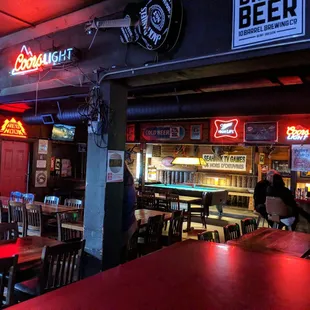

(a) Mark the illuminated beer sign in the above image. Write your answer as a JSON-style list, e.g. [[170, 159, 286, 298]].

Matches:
[[11, 45, 75, 76], [287, 126, 310, 141], [0, 118, 27, 138], [214, 119, 239, 139]]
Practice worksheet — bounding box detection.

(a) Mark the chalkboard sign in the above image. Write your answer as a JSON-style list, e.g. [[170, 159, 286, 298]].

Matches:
[[245, 122, 278, 142]]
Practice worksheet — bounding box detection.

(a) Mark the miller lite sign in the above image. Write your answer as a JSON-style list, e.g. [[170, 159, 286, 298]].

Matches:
[[214, 119, 239, 139]]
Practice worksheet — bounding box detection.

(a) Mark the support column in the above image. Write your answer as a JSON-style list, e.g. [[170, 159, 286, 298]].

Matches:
[[84, 81, 128, 271]]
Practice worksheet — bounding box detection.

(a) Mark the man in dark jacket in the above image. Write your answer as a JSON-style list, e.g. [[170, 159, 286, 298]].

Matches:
[[254, 170, 279, 221]]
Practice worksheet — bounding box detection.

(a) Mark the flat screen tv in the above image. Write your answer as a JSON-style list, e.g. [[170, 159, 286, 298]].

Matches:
[[51, 124, 76, 142]]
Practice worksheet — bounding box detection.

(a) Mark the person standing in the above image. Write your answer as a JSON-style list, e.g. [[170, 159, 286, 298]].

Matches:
[[254, 170, 279, 221]]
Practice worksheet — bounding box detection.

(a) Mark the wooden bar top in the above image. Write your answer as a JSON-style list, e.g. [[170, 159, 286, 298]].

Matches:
[[228, 228, 310, 258], [8, 240, 310, 310], [0, 237, 62, 267]]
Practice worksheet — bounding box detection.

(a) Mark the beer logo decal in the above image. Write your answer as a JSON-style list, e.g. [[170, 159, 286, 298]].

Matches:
[[214, 119, 239, 139], [0, 118, 27, 138]]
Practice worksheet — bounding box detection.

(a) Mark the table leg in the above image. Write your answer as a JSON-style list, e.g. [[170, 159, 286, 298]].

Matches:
[[183, 202, 193, 232]]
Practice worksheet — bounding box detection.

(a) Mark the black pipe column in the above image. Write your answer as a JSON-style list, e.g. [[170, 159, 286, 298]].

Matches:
[[84, 81, 128, 271]]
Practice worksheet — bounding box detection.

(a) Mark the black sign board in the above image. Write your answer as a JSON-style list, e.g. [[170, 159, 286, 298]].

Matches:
[[245, 122, 278, 142]]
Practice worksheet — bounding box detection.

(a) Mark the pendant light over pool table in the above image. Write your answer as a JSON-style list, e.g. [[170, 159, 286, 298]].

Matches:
[[172, 157, 206, 166]]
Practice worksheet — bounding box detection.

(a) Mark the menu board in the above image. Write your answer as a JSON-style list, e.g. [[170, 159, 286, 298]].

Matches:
[[291, 145, 310, 172], [245, 122, 278, 142]]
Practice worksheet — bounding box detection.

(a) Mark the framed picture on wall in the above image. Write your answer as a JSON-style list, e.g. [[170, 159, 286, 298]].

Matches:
[[300, 171, 310, 178], [245, 122, 278, 142], [272, 160, 290, 177], [190, 124, 202, 140]]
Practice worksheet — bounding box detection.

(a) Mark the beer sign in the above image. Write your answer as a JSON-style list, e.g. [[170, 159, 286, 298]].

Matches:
[[232, 0, 305, 49], [0, 118, 27, 138]]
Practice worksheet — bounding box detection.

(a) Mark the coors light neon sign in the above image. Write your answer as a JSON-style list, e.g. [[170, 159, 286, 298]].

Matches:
[[287, 126, 310, 141], [11, 45, 74, 76]]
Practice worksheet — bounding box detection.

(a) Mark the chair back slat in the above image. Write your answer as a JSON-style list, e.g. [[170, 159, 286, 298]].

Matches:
[[23, 193, 35, 204], [241, 218, 258, 235], [57, 211, 83, 242], [166, 194, 180, 211], [0, 255, 18, 308], [39, 240, 85, 295], [8, 202, 26, 237], [144, 215, 164, 252], [198, 230, 220, 243], [44, 196, 59, 206], [127, 220, 142, 262], [168, 211, 184, 245], [0, 223, 18, 242], [9, 192, 23, 203], [26, 205, 42, 236], [224, 223, 241, 242], [140, 192, 155, 210], [64, 199, 83, 209]]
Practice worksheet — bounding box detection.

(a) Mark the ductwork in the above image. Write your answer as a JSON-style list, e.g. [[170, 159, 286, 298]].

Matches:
[[22, 85, 310, 124]]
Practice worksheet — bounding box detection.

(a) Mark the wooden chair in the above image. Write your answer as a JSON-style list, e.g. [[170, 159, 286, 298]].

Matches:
[[165, 193, 180, 212], [0, 255, 18, 308], [224, 223, 241, 242], [10, 191, 23, 202], [22, 193, 35, 204], [157, 188, 171, 210], [198, 230, 220, 243], [162, 211, 184, 246], [140, 192, 156, 210], [241, 218, 258, 235], [126, 220, 142, 262], [8, 202, 27, 237], [57, 211, 83, 242], [15, 240, 85, 299], [64, 198, 83, 209], [26, 205, 43, 237], [44, 196, 59, 206], [139, 215, 164, 255], [0, 222, 18, 242], [189, 192, 211, 229], [266, 196, 296, 231]]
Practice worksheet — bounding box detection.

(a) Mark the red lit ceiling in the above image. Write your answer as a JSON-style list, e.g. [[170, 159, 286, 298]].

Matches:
[[0, 103, 31, 113], [0, 0, 101, 37]]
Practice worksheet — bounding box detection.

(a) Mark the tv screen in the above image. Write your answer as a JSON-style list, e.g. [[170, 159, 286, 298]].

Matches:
[[52, 124, 76, 141]]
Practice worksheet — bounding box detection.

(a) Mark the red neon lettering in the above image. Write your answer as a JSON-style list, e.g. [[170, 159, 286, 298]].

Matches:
[[287, 126, 309, 141], [214, 119, 239, 139], [13, 52, 44, 75]]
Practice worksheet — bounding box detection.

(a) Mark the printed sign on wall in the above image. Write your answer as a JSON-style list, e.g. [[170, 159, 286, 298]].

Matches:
[[291, 144, 310, 172], [142, 125, 186, 141], [202, 154, 247, 171], [107, 150, 124, 183], [232, 0, 306, 49], [35, 171, 47, 187]]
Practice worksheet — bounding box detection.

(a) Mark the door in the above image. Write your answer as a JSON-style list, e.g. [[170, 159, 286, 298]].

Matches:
[[0, 141, 29, 197]]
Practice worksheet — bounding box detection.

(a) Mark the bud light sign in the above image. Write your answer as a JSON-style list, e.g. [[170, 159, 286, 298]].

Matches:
[[232, 0, 305, 49]]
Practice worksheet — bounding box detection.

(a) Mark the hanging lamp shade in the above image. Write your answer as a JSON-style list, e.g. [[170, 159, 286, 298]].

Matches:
[[172, 157, 206, 166]]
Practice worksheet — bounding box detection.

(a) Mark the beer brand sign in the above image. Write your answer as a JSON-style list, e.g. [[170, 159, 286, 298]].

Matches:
[[287, 125, 310, 141], [214, 119, 239, 139], [11, 45, 75, 76], [0, 118, 27, 138], [232, 0, 306, 49]]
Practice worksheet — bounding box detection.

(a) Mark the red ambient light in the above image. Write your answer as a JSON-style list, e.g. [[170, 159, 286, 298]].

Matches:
[[0, 118, 27, 138], [214, 119, 239, 139]]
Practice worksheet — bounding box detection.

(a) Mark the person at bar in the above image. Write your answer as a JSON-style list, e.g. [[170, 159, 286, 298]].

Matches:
[[254, 169, 279, 224], [266, 174, 298, 229]]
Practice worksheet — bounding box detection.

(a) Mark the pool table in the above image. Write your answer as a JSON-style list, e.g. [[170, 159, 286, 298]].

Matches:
[[145, 184, 228, 231]]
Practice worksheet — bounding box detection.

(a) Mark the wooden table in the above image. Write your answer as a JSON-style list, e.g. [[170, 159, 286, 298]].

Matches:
[[227, 228, 310, 258], [61, 209, 173, 233], [0, 236, 62, 268], [8, 240, 310, 310], [0, 196, 81, 215]]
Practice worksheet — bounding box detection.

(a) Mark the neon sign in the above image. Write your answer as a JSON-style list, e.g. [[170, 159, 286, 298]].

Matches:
[[11, 45, 74, 76], [0, 118, 27, 138], [214, 119, 239, 139], [287, 126, 310, 141]]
